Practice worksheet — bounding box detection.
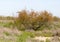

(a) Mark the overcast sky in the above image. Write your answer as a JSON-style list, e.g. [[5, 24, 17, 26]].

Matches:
[[0, 0, 60, 17]]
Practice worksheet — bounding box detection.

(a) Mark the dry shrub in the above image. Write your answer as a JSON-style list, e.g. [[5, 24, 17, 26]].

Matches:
[[15, 10, 53, 31]]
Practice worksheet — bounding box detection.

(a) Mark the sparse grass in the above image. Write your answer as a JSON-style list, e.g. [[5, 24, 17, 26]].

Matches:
[[0, 22, 4, 26], [40, 40, 44, 42], [40, 32, 52, 37], [34, 31, 53, 37], [0, 22, 13, 28], [0, 38, 14, 42], [3, 22, 13, 28]]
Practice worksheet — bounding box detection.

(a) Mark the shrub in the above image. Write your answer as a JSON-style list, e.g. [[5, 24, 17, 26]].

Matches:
[[15, 10, 53, 31]]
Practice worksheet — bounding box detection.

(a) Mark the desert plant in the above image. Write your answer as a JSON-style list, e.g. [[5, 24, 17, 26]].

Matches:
[[15, 10, 53, 31]]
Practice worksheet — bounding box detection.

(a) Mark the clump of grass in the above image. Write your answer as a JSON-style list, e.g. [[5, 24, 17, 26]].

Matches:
[[3, 32, 11, 36], [40, 32, 52, 37], [40, 40, 44, 42], [3, 22, 13, 28], [34, 31, 53, 37], [46, 39, 50, 42], [0, 22, 4, 26], [16, 32, 35, 42]]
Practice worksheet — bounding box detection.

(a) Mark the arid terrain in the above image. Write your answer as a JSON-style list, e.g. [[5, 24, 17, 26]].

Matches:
[[0, 10, 60, 42]]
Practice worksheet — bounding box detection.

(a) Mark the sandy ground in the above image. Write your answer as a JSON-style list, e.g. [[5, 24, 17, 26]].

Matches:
[[33, 36, 60, 42], [33, 36, 52, 42]]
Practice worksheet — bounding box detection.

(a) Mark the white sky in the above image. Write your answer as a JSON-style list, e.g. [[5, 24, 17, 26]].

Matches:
[[0, 0, 60, 17]]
